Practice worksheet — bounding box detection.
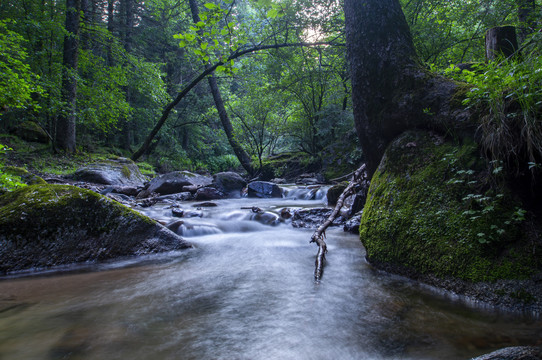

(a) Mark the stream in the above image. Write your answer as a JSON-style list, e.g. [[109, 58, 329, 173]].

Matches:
[[0, 187, 540, 359]]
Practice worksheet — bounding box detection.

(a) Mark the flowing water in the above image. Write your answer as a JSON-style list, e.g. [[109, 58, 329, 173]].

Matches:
[[0, 187, 540, 360]]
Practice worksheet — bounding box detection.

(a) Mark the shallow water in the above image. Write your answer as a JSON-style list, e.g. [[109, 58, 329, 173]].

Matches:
[[0, 192, 540, 360]]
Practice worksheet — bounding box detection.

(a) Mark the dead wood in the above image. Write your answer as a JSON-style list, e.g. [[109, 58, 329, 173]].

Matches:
[[311, 164, 367, 282]]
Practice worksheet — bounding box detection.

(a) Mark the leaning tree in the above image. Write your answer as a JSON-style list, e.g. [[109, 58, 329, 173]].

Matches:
[[344, 0, 474, 176]]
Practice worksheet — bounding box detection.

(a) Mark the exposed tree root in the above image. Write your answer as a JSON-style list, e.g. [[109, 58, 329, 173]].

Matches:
[[311, 164, 367, 282]]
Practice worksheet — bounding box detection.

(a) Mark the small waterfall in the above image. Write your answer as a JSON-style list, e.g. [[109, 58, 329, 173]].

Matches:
[[281, 185, 329, 201]]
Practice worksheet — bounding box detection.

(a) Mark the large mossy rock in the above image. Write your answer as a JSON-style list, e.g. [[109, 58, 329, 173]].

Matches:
[[360, 130, 542, 307], [0, 185, 190, 274], [74, 158, 147, 186], [14, 121, 49, 143]]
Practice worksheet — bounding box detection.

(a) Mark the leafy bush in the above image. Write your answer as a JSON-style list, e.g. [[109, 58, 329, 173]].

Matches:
[[442, 33, 542, 174]]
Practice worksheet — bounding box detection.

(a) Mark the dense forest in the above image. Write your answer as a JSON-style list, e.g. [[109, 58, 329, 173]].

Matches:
[[1, 0, 542, 358], [1, 0, 540, 179]]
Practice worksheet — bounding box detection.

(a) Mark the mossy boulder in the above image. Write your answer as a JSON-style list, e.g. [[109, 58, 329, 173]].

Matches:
[[73, 158, 147, 186], [0, 184, 190, 274], [14, 121, 49, 143], [360, 130, 541, 289], [3, 166, 46, 185]]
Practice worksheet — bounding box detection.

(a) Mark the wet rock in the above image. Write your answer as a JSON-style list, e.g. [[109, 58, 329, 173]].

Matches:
[[247, 181, 282, 198], [280, 208, 293, 220], [344, 213, 362, 234], [251, 211, 280, 226], [155, 192, 193, 202], [105, 193, 134, 205], [100, 185, 139, 197], [291, 208, 345, 228], [0, 184, 190, 274], [14, 121, 49, 143], [296, 173, 325, 185], [74, 158, 147, 187], [183, 210, 203, 218], [271, 178, 287, 184], [471, 346, 542, 360], [171, 208, 185, 217], [145, 171, 212, 195], [195, 187, 224, 201], [327, 182, 348, 206], [212, 172, 247, 197], [193, 202, 218, 208]]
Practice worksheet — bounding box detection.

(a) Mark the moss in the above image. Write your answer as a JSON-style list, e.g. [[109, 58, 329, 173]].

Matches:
[[3, 166, 46, 185], [360, 130, 541, 283], [121, 165, 131, 178], [0, 184, 187, 273]]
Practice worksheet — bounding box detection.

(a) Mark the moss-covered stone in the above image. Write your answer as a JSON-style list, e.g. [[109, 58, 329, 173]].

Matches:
[[14, 121, 49, 143], [360, 130, 541, 283], [3, 166, 46, 185], [0, 184, 190, 274]]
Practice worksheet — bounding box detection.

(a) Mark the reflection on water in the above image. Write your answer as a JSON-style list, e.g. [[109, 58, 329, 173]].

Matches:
[[0, 197, 540, 360]]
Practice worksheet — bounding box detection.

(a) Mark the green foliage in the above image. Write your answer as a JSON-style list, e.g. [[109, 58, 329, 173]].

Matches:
[[0, 143, 26, 192], [0, 20, 44, 110], [442, 33, 542, 174]]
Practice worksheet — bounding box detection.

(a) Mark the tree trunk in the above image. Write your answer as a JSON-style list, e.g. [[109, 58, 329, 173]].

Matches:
[[344, 0, 474, 177], [485, 26, 519, 61], [56, 0, 80, 152], [187, 0, 255, 175], [517, 0, 536, 43]]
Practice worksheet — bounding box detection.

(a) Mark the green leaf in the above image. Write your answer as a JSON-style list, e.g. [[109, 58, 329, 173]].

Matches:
[[267, 8, 278, 18], [179, 40, 187, 48], [201, 42, 208, 50], [197, 21, 205, 28], [221, 28, 229, 36], [204, 3, 217, 9]]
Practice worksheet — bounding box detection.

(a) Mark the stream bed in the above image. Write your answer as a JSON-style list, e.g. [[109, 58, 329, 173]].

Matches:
[[0, 192, 540, 359]]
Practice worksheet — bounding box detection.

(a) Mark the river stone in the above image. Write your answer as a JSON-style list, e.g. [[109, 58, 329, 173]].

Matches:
[[0, 184, 190, 274], [212, 172, 247, 197], [471, 346, 542, 360], [195, 187, 224, 201], [327, 181, 348, 206], [291, 208, 344, 228], [74, 158, 147, 187], [146, 171, 212, 195], [247, 181, 282, 198], [14, 121, 49, 143]]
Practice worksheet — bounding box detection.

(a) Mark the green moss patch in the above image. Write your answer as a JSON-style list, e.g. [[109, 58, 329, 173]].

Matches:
[[360, 130, 541, 283], [0, 184, 189, 274]]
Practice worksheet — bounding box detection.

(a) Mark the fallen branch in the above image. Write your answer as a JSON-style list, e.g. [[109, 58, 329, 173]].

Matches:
[[311, 164, 367, 282]]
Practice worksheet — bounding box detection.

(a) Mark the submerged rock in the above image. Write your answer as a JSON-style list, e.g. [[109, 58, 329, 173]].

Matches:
[[0, 184, 190, 274], [195, 187, 224, 201], [74, 158, 147, 187], [247, 181, 282, 198]]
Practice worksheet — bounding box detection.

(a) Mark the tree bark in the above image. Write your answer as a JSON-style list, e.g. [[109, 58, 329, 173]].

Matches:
[[56, 0, 81, 152], [187, 0, 255, 175], [344, 0, 474, 177], [485, 26, 519, 61], [517, 0, 536, 43]]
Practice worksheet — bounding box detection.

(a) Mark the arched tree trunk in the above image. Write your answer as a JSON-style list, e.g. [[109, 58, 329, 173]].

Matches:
[[344, 0, 474, 176]]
